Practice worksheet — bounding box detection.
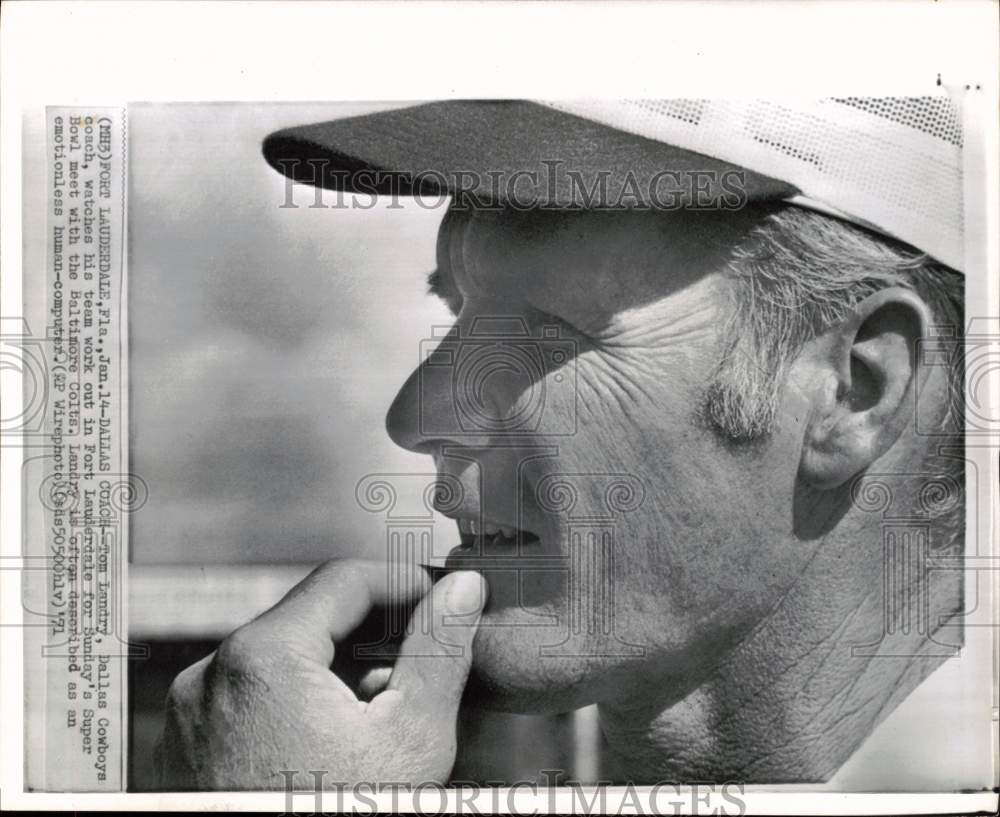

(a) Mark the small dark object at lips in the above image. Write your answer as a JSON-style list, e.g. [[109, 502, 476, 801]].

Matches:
[[419, 562, 454, 583]]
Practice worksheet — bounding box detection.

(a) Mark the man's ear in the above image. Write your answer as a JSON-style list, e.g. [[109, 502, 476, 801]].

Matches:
[[799, 287, 932, 489]]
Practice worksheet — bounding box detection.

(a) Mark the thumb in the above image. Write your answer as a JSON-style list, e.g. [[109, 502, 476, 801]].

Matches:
[[381, 570, 488, 718]]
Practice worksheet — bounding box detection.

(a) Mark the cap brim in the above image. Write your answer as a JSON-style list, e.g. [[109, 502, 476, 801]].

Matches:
[[262, 101, 799, 208]]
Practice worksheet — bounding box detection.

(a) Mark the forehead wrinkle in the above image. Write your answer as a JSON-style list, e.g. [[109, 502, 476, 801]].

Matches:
[[460, 209, 517, 298], [458, 212, 488, 295], [436, 207, 497, 300], [436, 206, 472, 271]]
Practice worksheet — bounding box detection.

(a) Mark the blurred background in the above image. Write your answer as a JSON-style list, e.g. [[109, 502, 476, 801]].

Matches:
[[129, 102, 459, 565], [126, 102, 605, 790]]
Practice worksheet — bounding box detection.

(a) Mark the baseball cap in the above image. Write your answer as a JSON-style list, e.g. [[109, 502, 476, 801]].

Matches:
[[262, 97, 964, 271]]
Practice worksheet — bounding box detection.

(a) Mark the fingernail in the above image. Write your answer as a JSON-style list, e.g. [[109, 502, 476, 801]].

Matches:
[[445, 570, 487, 617]]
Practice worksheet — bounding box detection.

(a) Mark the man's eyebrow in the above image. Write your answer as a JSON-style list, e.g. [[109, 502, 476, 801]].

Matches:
[[426, 267, 462, 315]]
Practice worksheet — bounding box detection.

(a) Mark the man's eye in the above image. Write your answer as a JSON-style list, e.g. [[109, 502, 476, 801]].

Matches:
[[426, 269, 444, 296], [426, 269, 464, 316]]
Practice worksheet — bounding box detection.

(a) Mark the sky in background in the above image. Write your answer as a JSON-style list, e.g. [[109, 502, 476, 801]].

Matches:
[[129, 103, 456, 563]]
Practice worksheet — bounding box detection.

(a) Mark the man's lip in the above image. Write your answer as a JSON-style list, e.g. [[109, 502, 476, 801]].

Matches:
[[457, 531, 542, 551], [442, 535, 558, 571], [423, 519, 546, 577], [450, 516, 539, 540], [451, 517, 541, 545]]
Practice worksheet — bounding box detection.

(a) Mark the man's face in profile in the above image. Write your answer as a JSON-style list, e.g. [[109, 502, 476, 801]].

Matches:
[[385, 206, 820, 714]]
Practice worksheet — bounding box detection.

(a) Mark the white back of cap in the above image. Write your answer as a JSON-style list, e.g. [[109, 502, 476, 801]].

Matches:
[[538, 98, 964, 272]]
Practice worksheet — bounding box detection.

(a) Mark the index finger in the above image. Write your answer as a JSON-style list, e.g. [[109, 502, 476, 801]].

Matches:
[[242, 558, 434, 666]]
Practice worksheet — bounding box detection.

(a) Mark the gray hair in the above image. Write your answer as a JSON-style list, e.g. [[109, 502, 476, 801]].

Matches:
[[703, 205, 964, 543]]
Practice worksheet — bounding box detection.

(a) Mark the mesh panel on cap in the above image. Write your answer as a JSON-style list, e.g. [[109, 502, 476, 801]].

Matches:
[[538, 98, 964, 271], [832, 97, 963, 146]]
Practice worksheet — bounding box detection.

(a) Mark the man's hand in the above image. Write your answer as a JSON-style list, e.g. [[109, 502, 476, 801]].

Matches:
[[155, 559, 487, 790]]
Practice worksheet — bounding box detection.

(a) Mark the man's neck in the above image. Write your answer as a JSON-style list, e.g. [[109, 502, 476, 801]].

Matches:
[[597, 514, 963, 783]]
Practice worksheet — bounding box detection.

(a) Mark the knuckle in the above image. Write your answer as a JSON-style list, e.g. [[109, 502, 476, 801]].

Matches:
[[164, 657, 206, 711], [214, 626, 271, 679]]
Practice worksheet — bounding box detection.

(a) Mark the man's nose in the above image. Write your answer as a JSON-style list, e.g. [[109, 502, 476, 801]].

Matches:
[[387, 319, 545, 453], [385, 361, 432, 453], [389, 329, 530, 453], [386, 354, 488, 454]]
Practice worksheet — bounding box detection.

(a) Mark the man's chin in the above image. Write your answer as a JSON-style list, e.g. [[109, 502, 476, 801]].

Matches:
[[462, 662, 587, 716], [461, 612, 607, 715]]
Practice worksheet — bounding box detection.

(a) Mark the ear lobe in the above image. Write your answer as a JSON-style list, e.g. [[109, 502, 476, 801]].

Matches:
[[799, 287, 932, 489]]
